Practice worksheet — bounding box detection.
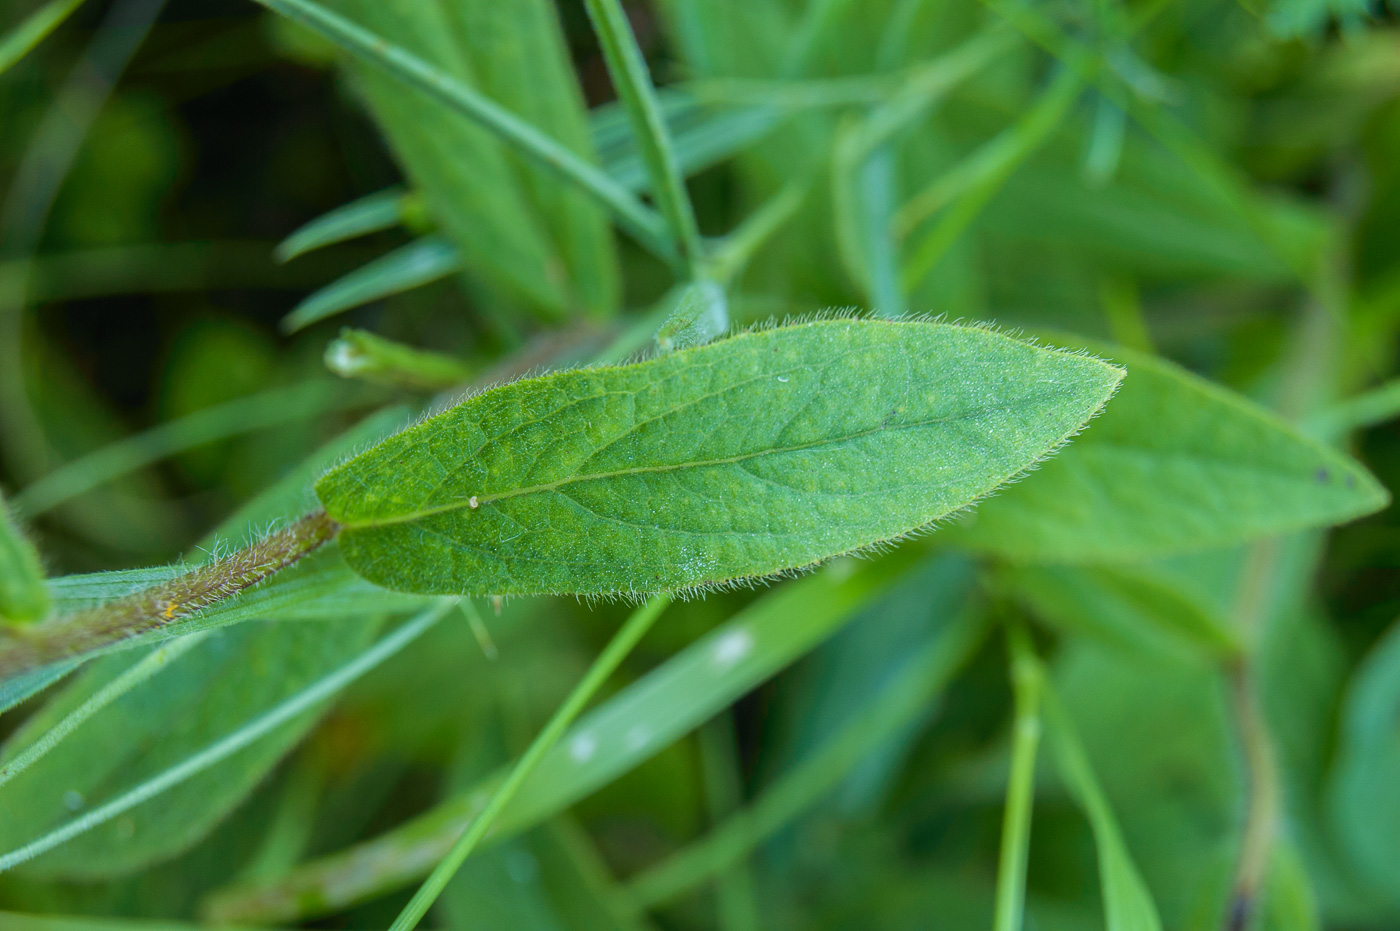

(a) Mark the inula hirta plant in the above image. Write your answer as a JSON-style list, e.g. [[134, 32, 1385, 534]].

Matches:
[[0, 0, 1398, 929]]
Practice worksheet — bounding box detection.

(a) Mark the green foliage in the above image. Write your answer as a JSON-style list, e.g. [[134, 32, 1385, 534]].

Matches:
[[955, 342, 1387, 561], [3, 0, 1400, 929], [317, 320, 1121, 596]]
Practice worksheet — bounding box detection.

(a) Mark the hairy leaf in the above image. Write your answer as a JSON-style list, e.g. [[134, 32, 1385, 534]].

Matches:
[[953, 341, 1387, 561], [315, 320, 1123, 596]]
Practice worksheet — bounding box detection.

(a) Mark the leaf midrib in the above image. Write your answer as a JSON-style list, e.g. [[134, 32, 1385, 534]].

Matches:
[[336, 401, 1036, 530]]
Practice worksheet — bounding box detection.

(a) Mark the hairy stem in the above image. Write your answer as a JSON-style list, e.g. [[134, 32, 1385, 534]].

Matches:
[[0, 510, 339, 678]]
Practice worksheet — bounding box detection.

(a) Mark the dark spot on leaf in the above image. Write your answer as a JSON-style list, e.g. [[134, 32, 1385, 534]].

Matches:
[[1316, 468, 1329, 483]]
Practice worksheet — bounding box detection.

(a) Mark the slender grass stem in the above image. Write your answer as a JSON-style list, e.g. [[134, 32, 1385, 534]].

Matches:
[[0, 601, 454, 872], [582, 0, 703, 275], [247, 0, 677, 268], [698, 715, 763, 931], [994, 623, 1044, 931], [0, 631, 208, 788], [387, 595, 672, 931]]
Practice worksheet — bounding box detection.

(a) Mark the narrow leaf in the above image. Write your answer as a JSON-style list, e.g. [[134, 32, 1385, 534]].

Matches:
[[0, 489, 50, 623], [953, 341, 1388, 560], [0, 0, 88, 76], [280, 237, 460, 334], [201, 551, 929, 924], [315, 319, 1124, 597], [275, 187, 410, 263], [324, 329, 474, 392], [655, 279, 728, 352]]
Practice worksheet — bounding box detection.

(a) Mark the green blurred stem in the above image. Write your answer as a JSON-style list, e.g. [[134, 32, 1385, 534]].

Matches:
[[709, 179, 809, 287], [387, 595, 672, 931], [582, 0, 704, 276], [994, 623, 1044, 931], [0, 510, 340, 679], [1306, 378, 1400, 438], [0, 631, 208, 788], [0, 0, 90, 76], [248, 0, 678, 269]]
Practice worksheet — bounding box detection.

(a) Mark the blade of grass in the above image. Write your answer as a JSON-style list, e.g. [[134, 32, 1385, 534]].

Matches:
[[0, 600, 455, 873], [275, 187, 411, 263], [280, 237, 460, 333], [1306, 379, 1400, 438], [12, 381, 368, 518], [248, 0, 676, 267], [386, 595, 672, 931], [625, 605, 985, 911], [582, 0, 703, 275], [0, 489, 50, 624], [0, 632, 208, 789], [900, 64, 1086, 292], [994, 622, 1044, 931], [708, 178, 809, 286], [0, 0, 89, 76], [323, 329, 474, 392]]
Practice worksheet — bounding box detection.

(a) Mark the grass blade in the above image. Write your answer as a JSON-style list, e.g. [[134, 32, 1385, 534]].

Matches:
[[582, 0, 703, 272], [0, 0, 88, 76], [386, 595, 671, 931], [275, 187, 410, 263], [12, 381, 364, 518], [625, 606, 985, 910], [280, 237, 459, 334], [324, 329, 474, 392], [0, 632, 207, 790], [0, 600, 454, 874], [248, 0, 675, 267], [899, 65, 1086, 291]]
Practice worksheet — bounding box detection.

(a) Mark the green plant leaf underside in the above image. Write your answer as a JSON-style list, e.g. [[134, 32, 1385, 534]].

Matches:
[[315, 319, 1123, 596]]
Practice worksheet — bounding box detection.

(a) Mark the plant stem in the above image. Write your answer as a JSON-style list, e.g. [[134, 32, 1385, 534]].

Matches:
[[993, 622, 1044, 931], [0, 510, 339, 679], [248, 0, 678, 269], [581, 0, 704, 276], [386, 594, 672, 931]]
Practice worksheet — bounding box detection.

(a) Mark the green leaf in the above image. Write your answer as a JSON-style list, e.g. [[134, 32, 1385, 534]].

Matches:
[[315, 319, 1123, 597], [280, 237, 460, 333], [655, 279, 728, 352], [0, 0, 89, 76], [1000, 564, 1240, 662], [200, 550, 930, 923], [952, 341, 1388, 561], [1043, 685, 1164, 931], [1327, 618, 1400, 900], [324, 329, 474, 391], [0, 913, 267, 931], [0, 489, 50, 623], [0, 614, 381, 878], [275, 187, 411, 263]]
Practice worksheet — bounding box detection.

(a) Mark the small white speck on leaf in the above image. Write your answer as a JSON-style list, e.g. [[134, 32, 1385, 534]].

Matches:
[[625, 725, 652, 751], [468, 495, 479, 509], [711, 629, 754, 669], [63, 790, 84, 811], [777, 376, 788, 383]]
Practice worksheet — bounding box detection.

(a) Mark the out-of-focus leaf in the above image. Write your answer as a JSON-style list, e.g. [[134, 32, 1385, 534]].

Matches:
[[1043, 686, 1163, 931], [1001, 564, 1240, 662], [275, 187, 411, 263], [0, 914, 264, 931], [201, 549, 931, 923], [316, 320, 1122, 596], [324, 329, 473, 392], [0, 614, 381, 878], [1055, 641, 1239, 929], [280, 237, 460, 333], [0, 0, 90, 76], [0, 489, 50, 623], [655, 279, 728, 352], [319, 0, 621, 318], [1327, 618, 1400, 902], [953, 341, 1387, 561], [1259, 842, 1321, 931]]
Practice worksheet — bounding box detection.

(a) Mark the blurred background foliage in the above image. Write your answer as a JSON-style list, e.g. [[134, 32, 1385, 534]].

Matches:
[[1, 0, 1400, 928]]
